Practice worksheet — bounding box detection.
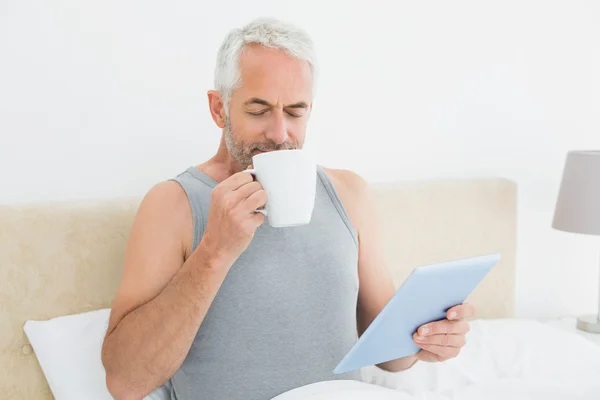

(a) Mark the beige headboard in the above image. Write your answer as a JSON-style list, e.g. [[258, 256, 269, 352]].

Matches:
[[370, 178, 516, 319], [0, 177, 516, 398]]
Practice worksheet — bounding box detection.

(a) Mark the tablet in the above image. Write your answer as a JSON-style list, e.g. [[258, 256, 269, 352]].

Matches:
[[333, 252, 501, 374]]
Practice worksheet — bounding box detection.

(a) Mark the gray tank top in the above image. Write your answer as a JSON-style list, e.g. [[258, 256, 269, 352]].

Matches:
[[166, 165, 361, 400]]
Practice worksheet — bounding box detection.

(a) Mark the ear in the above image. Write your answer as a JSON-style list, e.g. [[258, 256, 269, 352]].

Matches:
[[207, 90, 226, 128]]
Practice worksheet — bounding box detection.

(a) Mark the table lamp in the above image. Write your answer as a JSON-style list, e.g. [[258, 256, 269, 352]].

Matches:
[[552, 150, 600, 333]]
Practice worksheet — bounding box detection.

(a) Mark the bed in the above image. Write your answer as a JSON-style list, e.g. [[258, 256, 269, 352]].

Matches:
[[273, 315, 600, 400], [2, 176, 598, 399]]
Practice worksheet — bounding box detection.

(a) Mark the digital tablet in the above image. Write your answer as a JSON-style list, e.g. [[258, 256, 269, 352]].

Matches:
[[333, 253, 501, 374]]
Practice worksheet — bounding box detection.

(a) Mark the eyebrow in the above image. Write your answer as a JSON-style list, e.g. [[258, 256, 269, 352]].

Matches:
[[244, 97, 309, 109]]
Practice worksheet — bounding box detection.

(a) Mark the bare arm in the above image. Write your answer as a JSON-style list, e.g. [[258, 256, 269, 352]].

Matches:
[[101, 182, 222, 399], [104, 247, 228, 398], [325, 169, 418, 373], [102, 172, 266, 399]]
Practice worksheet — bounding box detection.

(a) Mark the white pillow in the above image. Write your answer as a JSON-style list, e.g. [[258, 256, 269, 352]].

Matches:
[[23, 308, 169, 400]]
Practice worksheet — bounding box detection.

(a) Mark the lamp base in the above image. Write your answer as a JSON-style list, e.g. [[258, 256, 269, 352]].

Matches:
[[577, 315, 600, 334]]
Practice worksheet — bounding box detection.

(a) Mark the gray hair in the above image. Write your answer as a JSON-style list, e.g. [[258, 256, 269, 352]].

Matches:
[[214, 17, 318, 115]]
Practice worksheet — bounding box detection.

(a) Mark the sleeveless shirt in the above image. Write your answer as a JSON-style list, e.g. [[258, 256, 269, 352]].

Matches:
[[165, 165, 362, 400]]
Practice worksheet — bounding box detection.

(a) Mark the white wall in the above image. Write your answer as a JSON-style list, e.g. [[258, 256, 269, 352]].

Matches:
[[1, 1, 599, 319]]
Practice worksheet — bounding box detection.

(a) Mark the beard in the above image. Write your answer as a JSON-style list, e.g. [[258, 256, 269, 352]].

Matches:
[[224, 117, 299, 170]]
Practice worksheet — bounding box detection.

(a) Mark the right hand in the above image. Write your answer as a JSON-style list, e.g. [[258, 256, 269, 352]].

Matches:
[[200, 170, 267, 268]]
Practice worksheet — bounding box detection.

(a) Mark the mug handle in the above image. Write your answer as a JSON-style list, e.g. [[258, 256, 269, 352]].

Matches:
[[246, 169, 268, 216]]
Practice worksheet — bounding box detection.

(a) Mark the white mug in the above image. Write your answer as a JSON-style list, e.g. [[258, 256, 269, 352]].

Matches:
[[247, 149, 316, 228]]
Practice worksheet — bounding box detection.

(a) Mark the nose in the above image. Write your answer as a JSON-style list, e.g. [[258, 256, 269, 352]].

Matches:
[[264, 110, 289, 144]]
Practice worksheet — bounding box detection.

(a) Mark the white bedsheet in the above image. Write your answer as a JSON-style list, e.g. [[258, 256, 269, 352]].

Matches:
[[273, 319, 600, 400]]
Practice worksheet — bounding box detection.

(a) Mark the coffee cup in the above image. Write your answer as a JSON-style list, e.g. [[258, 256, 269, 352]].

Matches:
[[246, 149, 316, 228]]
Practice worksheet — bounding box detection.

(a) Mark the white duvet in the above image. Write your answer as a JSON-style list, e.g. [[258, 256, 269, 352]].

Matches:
[[272, 319, 600, 400]]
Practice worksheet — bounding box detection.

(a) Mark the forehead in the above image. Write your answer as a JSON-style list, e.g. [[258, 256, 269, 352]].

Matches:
[[235, 44, 313, 103]]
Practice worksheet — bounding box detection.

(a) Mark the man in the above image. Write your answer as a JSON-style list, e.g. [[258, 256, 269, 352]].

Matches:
[[101, 17, 474, 400]]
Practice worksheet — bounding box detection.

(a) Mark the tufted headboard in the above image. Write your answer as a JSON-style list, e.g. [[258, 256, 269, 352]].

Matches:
[[0, 177, 517, 398]]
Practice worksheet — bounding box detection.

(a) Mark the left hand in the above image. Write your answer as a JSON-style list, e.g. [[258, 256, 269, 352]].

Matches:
[[412, 302, 475, 363]]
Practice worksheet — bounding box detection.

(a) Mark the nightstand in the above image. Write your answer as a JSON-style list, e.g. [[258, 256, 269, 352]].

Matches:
[[543, 317, 600, 346]]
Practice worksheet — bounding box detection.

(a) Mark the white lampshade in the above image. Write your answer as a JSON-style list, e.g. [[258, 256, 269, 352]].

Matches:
[[552, 150, 600, 236]]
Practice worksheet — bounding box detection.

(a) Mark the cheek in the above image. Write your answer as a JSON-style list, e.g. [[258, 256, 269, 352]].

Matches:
[[234, 116, 265, 138], [245, 116, 306, 132], [246, 117, 268, 131], [287, 118, 308, 141]]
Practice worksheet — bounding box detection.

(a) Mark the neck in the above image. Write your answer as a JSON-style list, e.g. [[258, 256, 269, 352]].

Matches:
[[198, 134, 243, 183]]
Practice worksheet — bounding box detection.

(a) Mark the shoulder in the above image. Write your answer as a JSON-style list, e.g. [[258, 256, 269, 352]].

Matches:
[[320, 167, 372, 232], [321, 167, 370, 196], [139, 180, 191, 217], [132, 180, 193, 256]]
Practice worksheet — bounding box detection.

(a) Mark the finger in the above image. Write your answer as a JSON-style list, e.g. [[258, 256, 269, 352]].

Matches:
[[249, 210, 265, 228], [413, 332, 466, 347], [418, 320, 470, 336], [415, 347, 459, 363], [218, 170, 256, 192], [240, 188, 268, 214], [447, 302, 476, 320], [414, 344, 460, 361], [415, 350, 443, 363], [233, 181, 264, 202]]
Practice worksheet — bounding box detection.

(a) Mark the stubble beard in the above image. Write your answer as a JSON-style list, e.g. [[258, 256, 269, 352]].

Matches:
[[223, 117, 300, 170]]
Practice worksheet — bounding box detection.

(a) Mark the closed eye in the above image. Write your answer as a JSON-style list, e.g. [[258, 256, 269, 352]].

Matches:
[[247, 110, 267, 116]]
